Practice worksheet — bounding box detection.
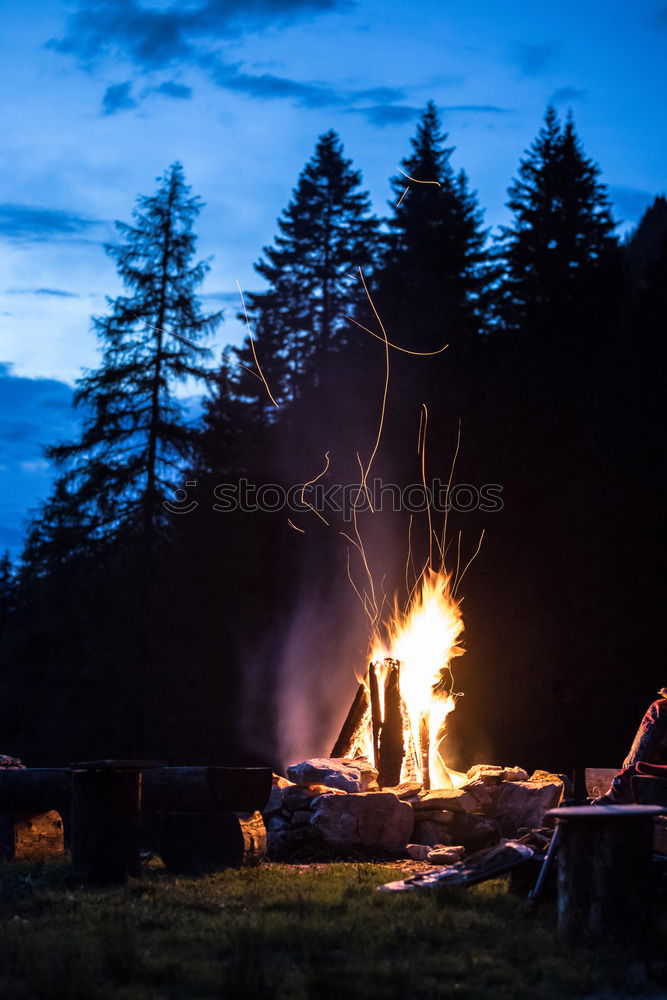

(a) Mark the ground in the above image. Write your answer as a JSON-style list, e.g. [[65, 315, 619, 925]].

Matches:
[[0, 858, 665, 999]]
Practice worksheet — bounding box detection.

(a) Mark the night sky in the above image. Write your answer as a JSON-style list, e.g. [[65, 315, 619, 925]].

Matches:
[[1, 0, 666, 555]]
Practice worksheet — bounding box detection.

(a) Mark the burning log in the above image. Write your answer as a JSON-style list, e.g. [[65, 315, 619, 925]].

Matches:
[[369, 663, 382, 765], [378, 660, 403, 788], [419, 714, 431, 791], [331, 570, 465, 789], [330, 681, 369, 759]]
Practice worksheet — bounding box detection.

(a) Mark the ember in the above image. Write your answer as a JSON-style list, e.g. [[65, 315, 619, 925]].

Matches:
[[333, 568, 465, 790]]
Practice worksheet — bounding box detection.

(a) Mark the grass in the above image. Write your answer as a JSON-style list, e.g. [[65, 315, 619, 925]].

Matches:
[[0, 858, 665, 1000]]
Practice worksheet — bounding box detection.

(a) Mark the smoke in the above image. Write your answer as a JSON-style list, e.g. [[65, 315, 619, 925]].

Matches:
[[273, 577, 369, 770]]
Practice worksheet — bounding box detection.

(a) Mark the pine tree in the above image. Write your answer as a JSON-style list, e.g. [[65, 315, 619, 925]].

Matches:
[[235, 130, 379, 411], [377, 101, 491, 350], [0, 550, 16, 620], [498, 107, 619, 336], [43, 163, 221, 558]]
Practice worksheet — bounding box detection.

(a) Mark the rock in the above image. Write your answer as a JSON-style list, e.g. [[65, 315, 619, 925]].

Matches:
[[263, 774, 294, 816], [311, 791, 414, 851], [449, 812, 501, 852], [267, 824, 316, 860], [405, 843, 434, 861], [0, 755, 25, 770], [494, 777, 563, 838], [383, 782, 423, 800], [413, 821, 454, 847], [286, 757, 379, 793], [291, 810, 312, 826], [282, 783, 344, 812], [413, 809, 455, 826], [409, 788, 478, 813], [459, 779, 495, 813], [427, 845, 466, 864], [466, 764, 506, 784], [465, 764, 529, 784], [505, 767, 529, 782]]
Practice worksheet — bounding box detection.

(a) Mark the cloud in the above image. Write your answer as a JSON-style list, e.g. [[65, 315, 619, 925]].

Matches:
[[348, 101, 513, 128], [442, 104, 512, 114], [202, 57, 344, 107], [5, 288, 80, 298], [49, 0, 348, 69], [346, 105, 421, 127], [550, 86, 587, 105], [102, 81, 138, 115], [609, 185, 656, 224], [49, 0, 355, 112], [0, 204, 102, 242], [513, 42, 558, 77], [153, 81, 193, 100]]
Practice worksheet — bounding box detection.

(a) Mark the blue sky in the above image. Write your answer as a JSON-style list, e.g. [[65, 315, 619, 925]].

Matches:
[[1, 0, 666, 557]]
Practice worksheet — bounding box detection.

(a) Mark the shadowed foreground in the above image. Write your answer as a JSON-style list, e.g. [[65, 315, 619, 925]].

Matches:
[[0, 860, 665, 999]]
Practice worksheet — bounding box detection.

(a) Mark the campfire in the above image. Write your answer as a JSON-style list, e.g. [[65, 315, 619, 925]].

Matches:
[[332, 568, 465, 790]]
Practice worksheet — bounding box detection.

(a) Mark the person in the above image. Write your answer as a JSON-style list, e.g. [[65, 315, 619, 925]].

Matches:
[[597, 688, 667, 803]]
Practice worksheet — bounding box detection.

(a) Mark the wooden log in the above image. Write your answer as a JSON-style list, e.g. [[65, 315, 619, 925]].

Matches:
[[378, 660, 403, 788], [419, 714, 431, 791], [141, 767, 272, 814], [159, 810, 266, 874], [71, 767, 142, 884], [369, 663, 382, 767], [548, 804, 665, 947], [0, 768, 71, 815], [0, 810, 65, 861], [330, 679, 370, 758]]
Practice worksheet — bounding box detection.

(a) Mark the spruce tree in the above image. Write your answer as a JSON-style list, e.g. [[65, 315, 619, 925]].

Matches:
[[498, 107, 619, 337], [235, 130, 379, 411], [43, 163, 221, 558], [377, 101, 491, 350]]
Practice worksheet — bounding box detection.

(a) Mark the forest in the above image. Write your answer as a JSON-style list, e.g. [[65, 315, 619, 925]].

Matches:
[[1, 102, 665, 779]]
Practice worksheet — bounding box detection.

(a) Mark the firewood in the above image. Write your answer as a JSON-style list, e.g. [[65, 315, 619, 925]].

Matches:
[[378, 660, 403, 788], [0, 810, 64, 860], [419, 714, 431, 791], [369, 663, 382, 766], [159, 810, 266, 873], [330, 680, 370, 758]]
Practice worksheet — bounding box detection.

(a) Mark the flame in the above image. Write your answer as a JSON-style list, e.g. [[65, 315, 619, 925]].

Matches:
[[368, 568, 465, 788]]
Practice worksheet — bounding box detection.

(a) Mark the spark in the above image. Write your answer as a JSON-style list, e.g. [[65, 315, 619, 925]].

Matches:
[[300, 451, 331, 526], [453, 529, 485, 597], [346, 315, 448, 356], [287, 518, 305, 534], [236, 280, 279, 409], [418, 403, 433, 571], [396, 165, 442, 207]]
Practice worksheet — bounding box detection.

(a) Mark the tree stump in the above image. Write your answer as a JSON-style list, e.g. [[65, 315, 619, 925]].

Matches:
[[71, 764, 142, 884], [159, 810, 266, 874], [547, 804, 665, 947]]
